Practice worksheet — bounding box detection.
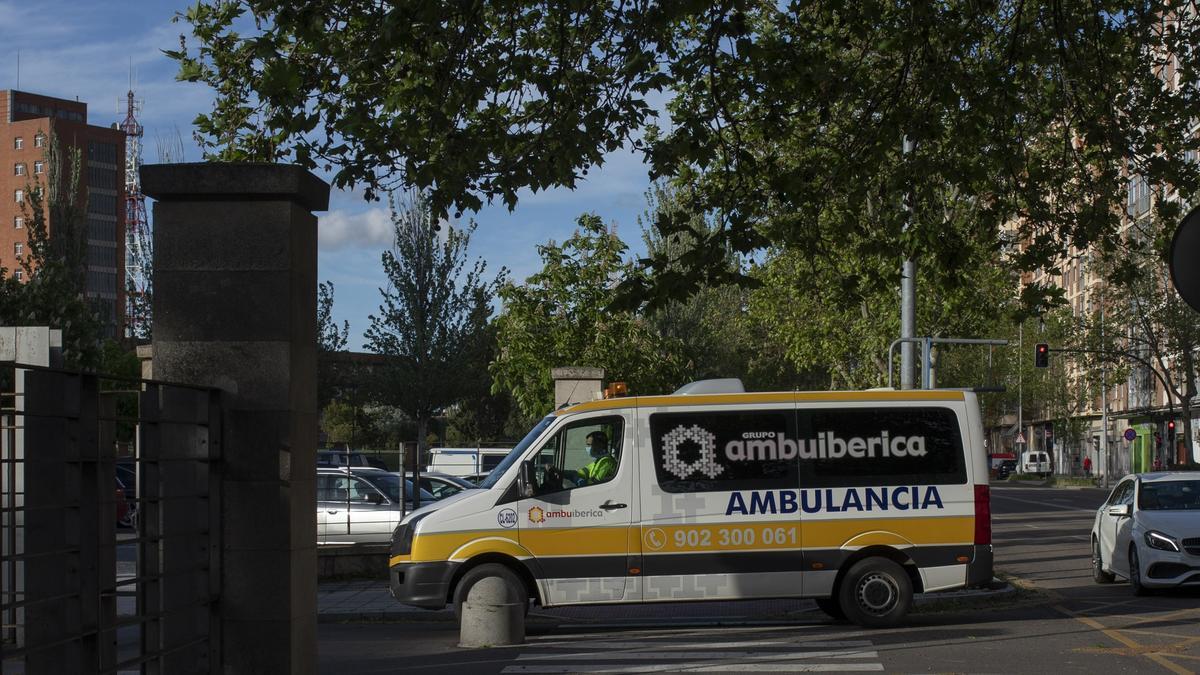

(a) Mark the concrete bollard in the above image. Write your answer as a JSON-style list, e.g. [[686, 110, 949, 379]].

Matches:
[[458, 577, 526, 648]]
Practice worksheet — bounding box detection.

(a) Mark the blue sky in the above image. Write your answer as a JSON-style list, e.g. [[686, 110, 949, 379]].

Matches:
[[2, 0, 656, 349]]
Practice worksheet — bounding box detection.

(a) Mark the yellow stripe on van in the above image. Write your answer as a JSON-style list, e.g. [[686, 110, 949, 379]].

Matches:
[[390, 515, 974, 567], [405, 527, 631, 563], [557, 390, 966, 415]]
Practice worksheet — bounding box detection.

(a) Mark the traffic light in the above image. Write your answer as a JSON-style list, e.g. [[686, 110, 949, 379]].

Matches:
[[1167, 420, 1177, 438], [1034, 343, 1049, 368]]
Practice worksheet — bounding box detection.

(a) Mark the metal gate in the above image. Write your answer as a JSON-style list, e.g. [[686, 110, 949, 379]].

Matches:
[[1, 362, 221, 674]]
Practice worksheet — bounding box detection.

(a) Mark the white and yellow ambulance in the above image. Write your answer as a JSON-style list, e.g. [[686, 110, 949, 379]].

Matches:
[[388, 379, 993, 627]]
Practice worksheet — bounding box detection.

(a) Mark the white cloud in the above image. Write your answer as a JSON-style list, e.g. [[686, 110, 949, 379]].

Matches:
[[318, 207, 393, 251]]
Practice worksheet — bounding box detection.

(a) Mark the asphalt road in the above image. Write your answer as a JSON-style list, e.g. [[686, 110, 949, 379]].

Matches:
[[319, 484, 1200, 674]]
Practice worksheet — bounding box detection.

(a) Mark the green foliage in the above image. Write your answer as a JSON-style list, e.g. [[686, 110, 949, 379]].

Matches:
[[639, 183, 821, 391], [318, 280, 350, 353], [490, 214, 683, 418], [320, 399, 412, 451], [749, 191, 1016, 390], [171, 2, 1200, 311], [364, 191, 505, 451], [0, 130, 103, 368]]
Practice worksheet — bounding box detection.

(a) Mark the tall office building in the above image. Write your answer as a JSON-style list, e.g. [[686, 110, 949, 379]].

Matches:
[[0, 90, 126, 338]]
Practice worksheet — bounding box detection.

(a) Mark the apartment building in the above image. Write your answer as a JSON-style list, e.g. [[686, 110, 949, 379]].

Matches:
[[0, 90, 125, 338], [1011, 176, 1199, 478]]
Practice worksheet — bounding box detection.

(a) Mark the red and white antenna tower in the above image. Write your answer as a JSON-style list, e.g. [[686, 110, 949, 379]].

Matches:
[[121, 90, 151, 340]]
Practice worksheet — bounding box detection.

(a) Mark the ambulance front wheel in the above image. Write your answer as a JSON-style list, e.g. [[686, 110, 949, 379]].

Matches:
[[837, 557, 913, 628], [452, 563, 529, 623]]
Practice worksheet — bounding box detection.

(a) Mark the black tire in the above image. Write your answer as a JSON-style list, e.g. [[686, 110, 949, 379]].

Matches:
[[815, 597, 847, 621], [1129, 547, 1150, 596], [452, 563, 528, 623], [837, 557, 913, 629], [1092, 539, 1115, 584]]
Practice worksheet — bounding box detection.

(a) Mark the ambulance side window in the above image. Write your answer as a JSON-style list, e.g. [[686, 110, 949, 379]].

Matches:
[[531, 416, 624, 496], [796, 406, 967, 488], [649, 410, 796, 493]]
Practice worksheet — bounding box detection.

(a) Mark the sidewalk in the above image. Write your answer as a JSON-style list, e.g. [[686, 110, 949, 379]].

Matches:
[[317, 578, 1015, 624]]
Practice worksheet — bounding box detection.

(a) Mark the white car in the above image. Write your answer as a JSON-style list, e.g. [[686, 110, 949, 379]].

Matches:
[[1091, 472, 1200, 594]]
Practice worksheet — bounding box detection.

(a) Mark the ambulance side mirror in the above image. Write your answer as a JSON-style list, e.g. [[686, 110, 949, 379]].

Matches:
[[520, 460, 536, 498]]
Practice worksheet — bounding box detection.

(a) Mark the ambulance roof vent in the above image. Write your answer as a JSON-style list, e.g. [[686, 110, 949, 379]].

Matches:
[[672, 378, 746, 395]]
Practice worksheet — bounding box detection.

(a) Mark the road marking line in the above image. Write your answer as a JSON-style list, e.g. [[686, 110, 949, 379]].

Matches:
[[1054, 604, 1193, 675], [1125, 607, 1200, 628], [1120, 629, 1200, 642], [1146, 655, 1195, 675]]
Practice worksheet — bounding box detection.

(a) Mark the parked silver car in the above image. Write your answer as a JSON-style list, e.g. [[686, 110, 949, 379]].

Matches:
[[404, 471, 477, 500], [317, 468, 434, 546]]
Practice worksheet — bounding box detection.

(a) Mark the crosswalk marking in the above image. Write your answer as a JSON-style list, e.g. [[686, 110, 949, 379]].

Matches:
[[517, 650, 880, 661], [502, 630, 884, 674], [502, 664, 883, 673], [532, 640, 874, 650]]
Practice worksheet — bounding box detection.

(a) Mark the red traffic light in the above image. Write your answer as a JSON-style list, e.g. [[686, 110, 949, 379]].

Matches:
[[1034, 343, 1049, 368], [1168, 420, 1176, 432]]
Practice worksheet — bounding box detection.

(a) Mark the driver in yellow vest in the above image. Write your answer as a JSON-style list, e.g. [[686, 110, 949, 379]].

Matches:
[[576, 430, 616, 485]]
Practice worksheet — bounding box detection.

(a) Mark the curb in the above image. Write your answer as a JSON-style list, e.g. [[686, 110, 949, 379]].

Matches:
[[317, 580, 1017, 624]]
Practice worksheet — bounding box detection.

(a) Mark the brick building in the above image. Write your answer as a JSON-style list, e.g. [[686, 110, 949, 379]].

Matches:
[[0, 90, 125, 338]]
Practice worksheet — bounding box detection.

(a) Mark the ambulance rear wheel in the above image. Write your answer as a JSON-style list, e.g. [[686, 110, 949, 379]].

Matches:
[[838, 557, 912, 628], [452, 563, 529, 624], [815, 597, 847, 621]]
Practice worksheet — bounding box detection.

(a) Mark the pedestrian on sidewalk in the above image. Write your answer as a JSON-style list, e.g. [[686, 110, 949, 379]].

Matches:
[[1082, 455, 1092, 477]]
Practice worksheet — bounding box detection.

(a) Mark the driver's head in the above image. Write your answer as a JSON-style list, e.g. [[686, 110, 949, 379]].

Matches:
[[586, 431, 609, 458]]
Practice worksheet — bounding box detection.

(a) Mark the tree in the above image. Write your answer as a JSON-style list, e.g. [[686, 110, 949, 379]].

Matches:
[[364, 191, 504, 503], [170, 2, 1200, 311], [318, 280, 350, 353], [0, 130, 102, 368], [317, 280, 352, 408], [748, 187, 1017, 390], [639, 183, 819, 391], [491, 214, 683, 419]]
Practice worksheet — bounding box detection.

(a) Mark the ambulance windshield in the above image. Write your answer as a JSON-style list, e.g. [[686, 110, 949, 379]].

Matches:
[[478, 415, 555, 489]]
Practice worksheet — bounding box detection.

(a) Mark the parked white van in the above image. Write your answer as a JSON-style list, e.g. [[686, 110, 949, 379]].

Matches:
[[425, 447, 512, 479], [389, 380, 993, 628]]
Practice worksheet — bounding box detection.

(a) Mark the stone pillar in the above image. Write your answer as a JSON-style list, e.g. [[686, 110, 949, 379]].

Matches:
[[141, 163, 327, 674], [551, 366, 604, 408]]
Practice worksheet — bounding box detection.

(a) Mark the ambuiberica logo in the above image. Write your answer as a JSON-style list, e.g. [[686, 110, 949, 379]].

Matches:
[[660, 425, 929, 480], [527, 505, 606, 524]]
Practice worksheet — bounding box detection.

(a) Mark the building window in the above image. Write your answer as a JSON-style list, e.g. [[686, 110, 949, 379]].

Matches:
[[34, 133, 45, 148], [14, 217, 23, 229], [14, 243, 23, 258], [13, 270, 22, 281], [14, 163, 25, 176], [14, 190, 23, 204], [13, 137, 23, 150], [33, 161, 44, 175]]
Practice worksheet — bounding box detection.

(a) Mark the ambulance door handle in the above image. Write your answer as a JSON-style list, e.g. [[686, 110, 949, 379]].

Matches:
[[600, 501, 627, 510]]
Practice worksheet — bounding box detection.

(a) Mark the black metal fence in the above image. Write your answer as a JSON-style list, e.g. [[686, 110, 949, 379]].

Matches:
[[1, 362, 221, 674]]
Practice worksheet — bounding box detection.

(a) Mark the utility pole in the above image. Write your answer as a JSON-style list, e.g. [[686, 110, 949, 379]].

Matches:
[[1100, 300, 1110, 489], [1018, 322, 1024, 460], [900, 136, 917, 389]]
